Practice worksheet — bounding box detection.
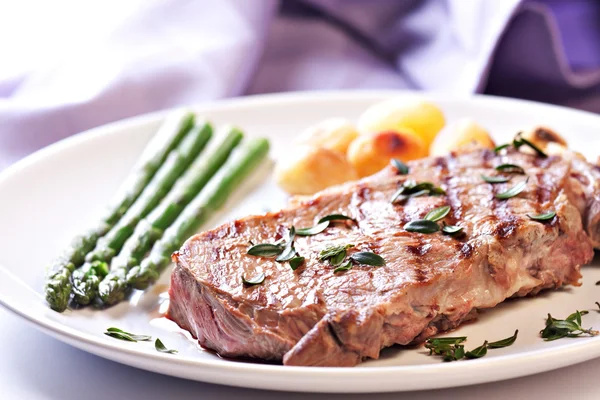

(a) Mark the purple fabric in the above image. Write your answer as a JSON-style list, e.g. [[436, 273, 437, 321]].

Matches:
[[0, 0, 598, 169], [485, 0, 600, 112], [541, 0, 600, 71]]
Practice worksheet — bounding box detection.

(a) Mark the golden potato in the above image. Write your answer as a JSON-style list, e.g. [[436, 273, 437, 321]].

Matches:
[[519, 126, 568, 152], [274, 146, 358, 195], [357, 98, 445, 147], [430, 118, 495, 156], [295, 118, 359, 154], [347, 128, 428, 178]]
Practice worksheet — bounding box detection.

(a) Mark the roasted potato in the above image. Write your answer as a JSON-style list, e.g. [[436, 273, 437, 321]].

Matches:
[[518, 127, 585, 159], [520, 126, 568, 152], [295, 118, 359, 154], [274, 146, 358, 195], [357, 98, 445, 147], [347, 128, 428, 177], [430, 118, 495, 156]]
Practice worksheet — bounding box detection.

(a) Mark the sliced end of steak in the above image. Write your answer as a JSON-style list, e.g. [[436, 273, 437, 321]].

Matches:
[[167, 148, 598, 367], [168, 261, 297, 360]]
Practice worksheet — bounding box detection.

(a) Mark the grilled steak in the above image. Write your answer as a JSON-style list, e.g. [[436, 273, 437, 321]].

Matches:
[[167, 148, 600, 367]]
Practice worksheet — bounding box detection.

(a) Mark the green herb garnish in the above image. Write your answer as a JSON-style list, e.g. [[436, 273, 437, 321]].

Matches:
[[494, 143, 510, 153], [349, 251, 386, 267], [391, 158, 409, 175], [481, 175, 511, 184], [495, 179, 528, 200], [514, 132, 547, 158], [275, 245, 297, 262], [333, 261, 353, 273], [324, 247, 385, 272], [540, 311, 598, 341], [425, 337, 467, 361], [405, 206, 460, 235], [391, 181, 445, 204], [329, 250, 347, 266], [494, 132, 547, 157], [242, 272, 265, 286], [442, 225, 463, 235], [527, 211, 556, 222], [495, 164, 525, 174], [426, 331, 518, 362], [404, 219, 440, 234], [248, 227, 305, 270], [247, 243, 283, 257], [275, 227, 296, 262], [319, 244, 355, 263], [155, 338, 178, 354], [295, 221, 329, 236], [488, 330, 518, 348], [465, 341, 488, 359], [296, 213, 355, 236], [104, 327, 152, 342], [289, 256, 305, 271], [424, 206, 451, 222], [317, 214, 356, 224], [426, 337, 467, 346]]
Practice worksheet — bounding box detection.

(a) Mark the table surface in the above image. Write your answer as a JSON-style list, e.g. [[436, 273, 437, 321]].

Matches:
[[2, 308, 599, 399]]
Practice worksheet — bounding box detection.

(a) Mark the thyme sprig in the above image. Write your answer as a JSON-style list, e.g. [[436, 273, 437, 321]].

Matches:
[[540, 311, 599, 341], [425, 330, 518, 362]]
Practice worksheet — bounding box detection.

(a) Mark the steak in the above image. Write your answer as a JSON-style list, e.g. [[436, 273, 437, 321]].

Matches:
[[167, 148, 600, 367]]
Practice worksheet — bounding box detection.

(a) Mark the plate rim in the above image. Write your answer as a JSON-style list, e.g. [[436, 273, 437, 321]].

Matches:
[[1, 90, 600, 393]]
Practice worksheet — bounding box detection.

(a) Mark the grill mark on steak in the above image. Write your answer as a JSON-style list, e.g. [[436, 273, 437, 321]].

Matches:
[[482, 149, 496, 163], [350, 184, 370, 221], [492, 215, 519, 239], [168, 148, 600, 367], [457, 242, 473, 259], [406, 243, 432, 257], [405, 241, 433, 283], [356, 184, 370, 201], [440, 151, 464, 220], [276, 225, 288, 240], [534, 172, 553, 207], [433, 156, 448, 173], [414, 265, 429, 283], [362, 240, 382, 254]]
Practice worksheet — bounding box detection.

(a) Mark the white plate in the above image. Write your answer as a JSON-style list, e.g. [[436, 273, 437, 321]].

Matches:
[[1, 91, 600, 394]]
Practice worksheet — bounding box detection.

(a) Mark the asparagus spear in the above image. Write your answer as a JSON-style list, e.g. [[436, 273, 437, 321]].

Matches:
[[102, 111, 196, 225], [71, 122, 213, 305], [44, 111, 195, 312], [98, 127, 245, 305], [44, 225, 108, 311], [126, 138, 270, 293]]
